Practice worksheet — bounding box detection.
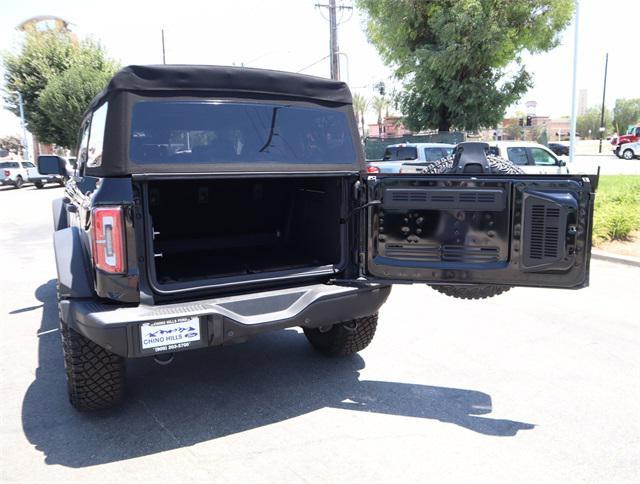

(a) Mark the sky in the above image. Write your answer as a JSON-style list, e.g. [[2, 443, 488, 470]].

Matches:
[[1, 0, 639, 137]]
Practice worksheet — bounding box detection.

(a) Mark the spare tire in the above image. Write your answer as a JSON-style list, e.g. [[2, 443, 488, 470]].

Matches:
[[424, 152, 524, 300]]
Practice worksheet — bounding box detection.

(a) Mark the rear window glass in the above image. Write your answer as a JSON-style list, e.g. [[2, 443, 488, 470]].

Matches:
[[0, 162, 19, 168], [424, 148, 449, 161], [130, 101, 356, 165], [383, 146, 418, 161]]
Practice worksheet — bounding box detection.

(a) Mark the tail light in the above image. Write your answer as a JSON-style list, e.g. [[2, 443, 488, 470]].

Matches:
[[91, 206, 126, 274], [3, 170, 9, 177], [367, 165, 380, 174]]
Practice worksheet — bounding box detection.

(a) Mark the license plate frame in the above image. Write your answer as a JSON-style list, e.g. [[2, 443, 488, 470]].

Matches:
[[139, 316, 202, 353]]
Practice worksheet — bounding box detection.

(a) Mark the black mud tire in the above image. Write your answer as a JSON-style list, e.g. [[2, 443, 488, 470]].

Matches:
[[423, 152, 525, 299], [60, 322, 125, 411], [431, 284, 512, 300], [14, 175, 23, 189], [304, 314, 378, 356], [34, 181, 44, 189]]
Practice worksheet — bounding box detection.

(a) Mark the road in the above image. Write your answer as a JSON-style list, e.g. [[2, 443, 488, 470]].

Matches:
[[569, 154, 640, 176], [1, 184, 638, 483]]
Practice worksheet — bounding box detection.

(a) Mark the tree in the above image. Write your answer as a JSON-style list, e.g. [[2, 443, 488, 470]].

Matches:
[[352, 93, 369, 139], [371, 96, 389, 137], [357, 0, 575, 132], [612, 98, 640, 134], [39, 65, 115, 148], [2, 30, 118, 148], [0, 135, 24, 155], [576, 106, 612, 139], [504, 123, 523, 141]]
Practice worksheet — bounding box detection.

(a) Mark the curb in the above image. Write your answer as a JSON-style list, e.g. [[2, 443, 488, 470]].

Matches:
[[592, 249, 640, 268]]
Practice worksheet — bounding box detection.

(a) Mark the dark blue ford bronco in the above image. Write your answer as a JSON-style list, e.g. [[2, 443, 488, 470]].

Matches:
[[39, 65, 597, 410]]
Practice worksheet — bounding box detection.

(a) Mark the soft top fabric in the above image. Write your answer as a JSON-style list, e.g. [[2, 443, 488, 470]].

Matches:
[[88, 65, 352, 111]]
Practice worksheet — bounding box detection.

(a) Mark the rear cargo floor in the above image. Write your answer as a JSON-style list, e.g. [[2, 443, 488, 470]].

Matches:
[[155, 247, 325, 283]]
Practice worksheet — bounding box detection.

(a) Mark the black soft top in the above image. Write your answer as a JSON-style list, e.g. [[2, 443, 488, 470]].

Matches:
[[88, 64, 352, 111], [84, 65, 363, 176]]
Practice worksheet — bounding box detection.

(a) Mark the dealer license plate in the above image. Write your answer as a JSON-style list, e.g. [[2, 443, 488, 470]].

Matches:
[[140, 317, 201, 351]]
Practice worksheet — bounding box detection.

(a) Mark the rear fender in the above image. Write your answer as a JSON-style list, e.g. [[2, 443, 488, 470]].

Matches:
[[52, 197, 68, 231], [54, 227, 95, 299]]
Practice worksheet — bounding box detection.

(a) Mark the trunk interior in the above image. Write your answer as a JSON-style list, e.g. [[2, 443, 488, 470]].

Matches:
[[145, 176, 347, 288]]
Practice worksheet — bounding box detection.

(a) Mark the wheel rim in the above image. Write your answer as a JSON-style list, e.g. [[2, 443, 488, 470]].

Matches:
[[15, 176, 23, 187], [623, 151, 633, 160]]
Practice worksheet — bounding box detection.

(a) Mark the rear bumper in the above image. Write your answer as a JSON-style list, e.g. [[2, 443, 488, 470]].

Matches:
[[1, 178, 16, 186], [30, 175, 63, 183], [60, 282, 391, 358]]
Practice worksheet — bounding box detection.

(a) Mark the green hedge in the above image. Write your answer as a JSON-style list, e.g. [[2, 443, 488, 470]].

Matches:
[[593, 176, 640, 242]]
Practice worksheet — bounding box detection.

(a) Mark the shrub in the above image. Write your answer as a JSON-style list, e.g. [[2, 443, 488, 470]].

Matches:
[[593, 176, 640, 243]]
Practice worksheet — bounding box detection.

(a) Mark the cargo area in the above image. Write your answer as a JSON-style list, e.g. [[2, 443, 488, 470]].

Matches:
[[145, 177, 347, 287]]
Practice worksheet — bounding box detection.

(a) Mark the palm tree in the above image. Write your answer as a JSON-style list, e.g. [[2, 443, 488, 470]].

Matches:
[[352, 93, 369, 139], [371, 96, 389, 138]]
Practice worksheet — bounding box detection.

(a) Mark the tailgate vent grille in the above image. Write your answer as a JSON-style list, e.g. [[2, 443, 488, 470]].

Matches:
[[385, 188, 505, 211], [384, 244, 500, 263], [522, 195, 570, 269], [528, 204, 560, 261]]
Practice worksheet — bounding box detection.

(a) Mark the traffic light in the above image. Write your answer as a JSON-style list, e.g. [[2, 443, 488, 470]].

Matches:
[[526, 116, 532, 127]]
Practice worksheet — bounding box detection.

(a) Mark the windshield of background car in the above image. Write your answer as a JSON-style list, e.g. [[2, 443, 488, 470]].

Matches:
[[129, 101, 357, 164], [382, 146, 418, 161]]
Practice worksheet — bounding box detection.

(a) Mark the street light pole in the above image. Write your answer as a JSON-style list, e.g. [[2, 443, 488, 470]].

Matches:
[[569, 1, 580, 164]]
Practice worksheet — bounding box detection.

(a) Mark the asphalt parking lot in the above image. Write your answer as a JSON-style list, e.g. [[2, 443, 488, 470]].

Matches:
[[1, 182, 638, 483]]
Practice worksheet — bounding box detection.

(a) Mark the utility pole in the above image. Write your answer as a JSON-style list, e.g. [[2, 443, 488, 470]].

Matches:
[[316, 1, 352, 80], [329, 0, 339, 80], [161, 29, 166, 64], [598, 53, 609, 154]]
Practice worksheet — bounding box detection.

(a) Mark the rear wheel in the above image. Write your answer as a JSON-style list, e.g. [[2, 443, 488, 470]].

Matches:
[[14, 175, 23, 189], [60, 322, 125, 410], [304, 314, 378, 356], [34, 181, 44, 189], [622, 149, 635, 160], [422, 153, 525, 300]]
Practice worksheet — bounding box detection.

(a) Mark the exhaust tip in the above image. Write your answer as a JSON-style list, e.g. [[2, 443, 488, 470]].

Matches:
[[154, 353, 174, 365]]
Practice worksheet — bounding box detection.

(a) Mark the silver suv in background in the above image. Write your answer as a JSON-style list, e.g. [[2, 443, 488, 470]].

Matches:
[[367, 143, 455, 173]]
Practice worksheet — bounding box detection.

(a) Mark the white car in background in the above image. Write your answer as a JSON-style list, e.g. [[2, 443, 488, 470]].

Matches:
[[619, 141, 639, 160], [1, 160, 36, 188], [488, 141, 569, 174]]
